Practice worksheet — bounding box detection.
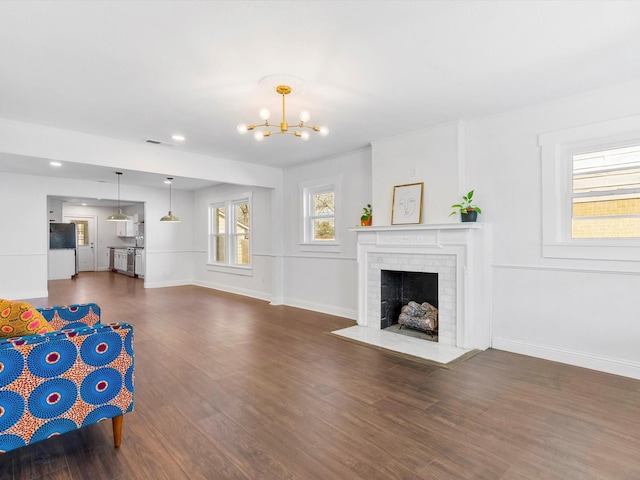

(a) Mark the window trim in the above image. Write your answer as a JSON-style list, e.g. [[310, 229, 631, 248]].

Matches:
[[539, 115, 640, 262], [299, 176, 342, 253], [207, 193, 253, 272], [209, 201, 226, 264]]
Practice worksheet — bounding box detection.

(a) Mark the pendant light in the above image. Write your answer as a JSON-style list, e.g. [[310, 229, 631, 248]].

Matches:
[[160, 177, 180, 222], [106, 172, 130, 222]]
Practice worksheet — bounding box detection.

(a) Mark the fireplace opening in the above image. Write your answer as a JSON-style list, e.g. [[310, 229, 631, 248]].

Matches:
[[381, 270, 438, 341]]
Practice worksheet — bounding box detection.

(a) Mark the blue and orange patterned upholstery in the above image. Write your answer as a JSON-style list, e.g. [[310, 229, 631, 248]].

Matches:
[[0, 303, 134, 454]]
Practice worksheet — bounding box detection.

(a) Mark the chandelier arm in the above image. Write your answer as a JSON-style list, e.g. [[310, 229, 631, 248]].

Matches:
[[293, 124, 321, 130], [247, 122, 270, 130], [258, 130, 298, 136]]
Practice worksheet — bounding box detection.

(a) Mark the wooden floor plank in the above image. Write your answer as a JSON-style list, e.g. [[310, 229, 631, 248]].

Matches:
[[2, 271, 640, 479]]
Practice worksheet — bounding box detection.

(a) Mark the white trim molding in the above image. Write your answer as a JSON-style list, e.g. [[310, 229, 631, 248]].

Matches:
[[493, 337, 640, 381]]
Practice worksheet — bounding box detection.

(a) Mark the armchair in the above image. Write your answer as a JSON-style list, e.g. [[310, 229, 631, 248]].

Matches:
[[0, 303, 134, 454]]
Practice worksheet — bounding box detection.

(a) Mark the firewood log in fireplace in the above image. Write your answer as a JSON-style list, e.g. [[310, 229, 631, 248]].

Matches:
[[398, 301, 438, 333]]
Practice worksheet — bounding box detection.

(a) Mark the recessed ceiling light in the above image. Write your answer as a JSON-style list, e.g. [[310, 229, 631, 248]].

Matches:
[[81, 203, 87, 206], [171, 135, 185, 141], [164, 179, 172, 184], [50, 161, 62, 167]]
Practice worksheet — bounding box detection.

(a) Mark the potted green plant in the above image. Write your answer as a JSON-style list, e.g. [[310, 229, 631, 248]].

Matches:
[[450, 190, 482, 222], [361, 204, 372, 226]]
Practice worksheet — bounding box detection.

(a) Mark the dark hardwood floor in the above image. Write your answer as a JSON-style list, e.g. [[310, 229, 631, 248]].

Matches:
[[2, 272, 640, 479]]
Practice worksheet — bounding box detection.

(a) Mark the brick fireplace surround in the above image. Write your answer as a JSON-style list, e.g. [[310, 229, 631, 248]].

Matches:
[[334, 224, 491, 364]]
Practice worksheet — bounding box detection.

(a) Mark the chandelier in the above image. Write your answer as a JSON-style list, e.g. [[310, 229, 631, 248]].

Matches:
[[237, 85, 329, 141]]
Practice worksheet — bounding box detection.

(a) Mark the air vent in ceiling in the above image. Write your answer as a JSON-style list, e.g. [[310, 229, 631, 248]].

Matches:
[[144, 139, 176, 147]]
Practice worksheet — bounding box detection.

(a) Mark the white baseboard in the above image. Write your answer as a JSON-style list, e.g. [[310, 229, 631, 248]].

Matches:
[[138, 279, 356, 320], [282, 297, 356, 320], [492, 337, 640, 380], [15, 290, 49, 301], [143, 279, 192, 289], [193, 280, 271, 302]]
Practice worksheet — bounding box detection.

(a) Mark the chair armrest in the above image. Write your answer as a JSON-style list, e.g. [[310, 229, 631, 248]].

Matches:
[[38, 303, 101, 330]]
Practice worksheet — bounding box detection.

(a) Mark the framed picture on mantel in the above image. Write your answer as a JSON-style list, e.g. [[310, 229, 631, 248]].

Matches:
[[391, 182, 423, 225]]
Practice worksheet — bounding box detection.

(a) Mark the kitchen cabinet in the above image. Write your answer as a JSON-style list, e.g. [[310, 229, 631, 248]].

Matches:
[[110, 247, 140, 277], [116, 219, 135, 237], [48, 249, 76, 280], [135, 249, 145, 278], [113, 249, 128, 271]]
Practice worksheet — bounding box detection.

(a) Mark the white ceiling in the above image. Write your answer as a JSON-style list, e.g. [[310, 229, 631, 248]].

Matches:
[[2, 1, 640, 189]]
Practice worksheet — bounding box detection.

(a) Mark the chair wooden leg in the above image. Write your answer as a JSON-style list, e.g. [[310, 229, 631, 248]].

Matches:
[[112, 414, 123, 448]]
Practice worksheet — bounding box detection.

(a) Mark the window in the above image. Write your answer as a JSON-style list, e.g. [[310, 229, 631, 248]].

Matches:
[[539, 114, 640, 262], [208, 195, 251, 269], [233, 202, 250, 265], [210, 203, 226, 263], [300, 177, 341, 252], [74, 221, 89, 246], [306, 186, 335, 242], [572, 145, 640, 239]]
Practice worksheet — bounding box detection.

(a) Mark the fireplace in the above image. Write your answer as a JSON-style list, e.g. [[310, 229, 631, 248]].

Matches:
[[350, 224, 491, 352], [381, 270, 438, 334], [367, 251, 457, 345]]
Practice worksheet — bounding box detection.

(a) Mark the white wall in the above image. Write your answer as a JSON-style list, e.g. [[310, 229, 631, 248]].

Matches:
[[192, 183, 274, 301], [465, 78, 640, 379], [146, 187, 195, 288], [281, 148, 372, 318], [0, 172, 195, 299], [0, 174, 49, 298], [371, 121, 462, 225], [356, 81, 640, 379]]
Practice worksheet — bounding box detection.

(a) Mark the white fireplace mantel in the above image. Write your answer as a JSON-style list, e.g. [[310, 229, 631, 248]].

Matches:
[[350, 223, 492, 351]]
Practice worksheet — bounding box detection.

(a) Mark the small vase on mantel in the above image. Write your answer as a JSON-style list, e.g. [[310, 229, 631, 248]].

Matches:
[[460, 210, 478, 223], [360, 204, 372, 226], [450, 190, 481, 223]]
